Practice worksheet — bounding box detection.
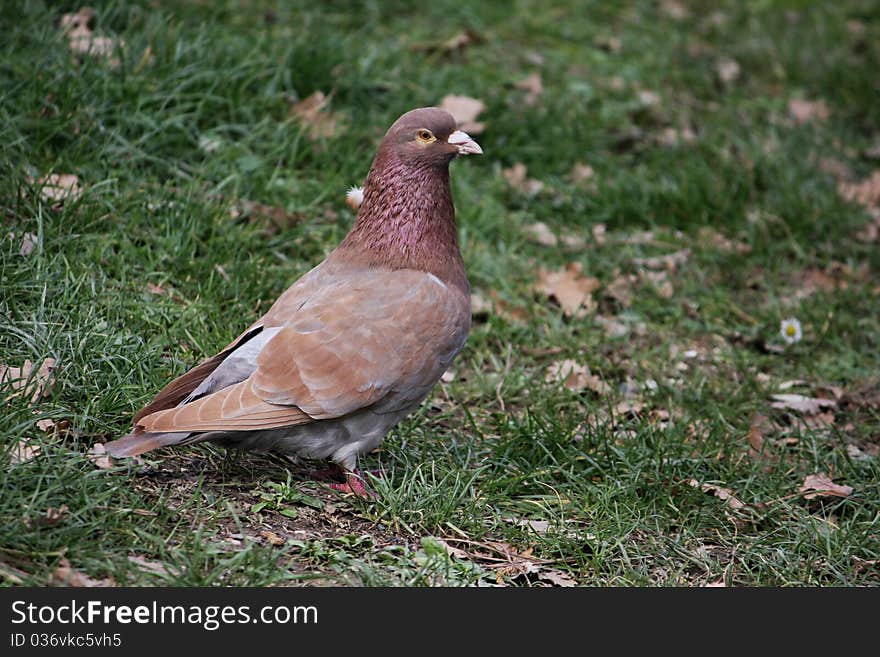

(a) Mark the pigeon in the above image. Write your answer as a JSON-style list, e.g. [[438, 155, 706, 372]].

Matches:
[[105, 107, 482, 496]]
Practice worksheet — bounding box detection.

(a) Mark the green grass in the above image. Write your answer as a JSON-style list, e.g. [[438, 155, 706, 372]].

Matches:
[[2, 0, 878, 586]]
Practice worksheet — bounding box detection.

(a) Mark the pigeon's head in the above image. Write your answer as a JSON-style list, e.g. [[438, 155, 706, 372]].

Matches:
[[382, 107, 482, 168]]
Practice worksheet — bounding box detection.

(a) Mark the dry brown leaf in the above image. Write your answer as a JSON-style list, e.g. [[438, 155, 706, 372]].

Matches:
[[657, 126, 697, 146], [604, 273, 637, 307], [838, 170, 880, 210], [36, 417, 71, 437], [19, 233, 37, 257], [259, 530, 285, 546], [594, 35, 622, 53], [716, 57, 740, 84], [11, 440, 40, 466], [640, 269, 674, 298], [661, 0, 690, 20], [688, 479, 746, 510], [0, 358, 56, 404], [770, 394, 836, 414], [594, 314, 628, 338], [50, 558, 115, 587], [437, 538, 572, 585], [289, 91, 342, 139], [515, 72, 543, 106], [127, 555, 174, 577], [439, 94, 485, 134], [534, 262, 600, 317], [537, 569, 578, 587], [524, 221, 557, 246], [697, 227, 751, 254], [789, 98, 830, 125], [747, 414, 768, 453], [637, 89, 661, 106], [503, 162, 544, 196], [571, 162, 595, 183], [88, 443, 113, 469], [34, 174, 81, 203], [25, 505, 69, 529], [545, 359, 610, 395], [633, 248, 691, 271], [61, 7, 122, 64], [799, 473, 853, 500], [146, 282, 165, 295]]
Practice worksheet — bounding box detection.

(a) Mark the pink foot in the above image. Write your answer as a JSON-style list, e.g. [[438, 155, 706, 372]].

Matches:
[[328, 470, 377, 499]]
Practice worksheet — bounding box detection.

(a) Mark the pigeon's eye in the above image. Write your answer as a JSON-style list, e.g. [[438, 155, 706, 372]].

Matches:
[[416, 129, 435, 143]]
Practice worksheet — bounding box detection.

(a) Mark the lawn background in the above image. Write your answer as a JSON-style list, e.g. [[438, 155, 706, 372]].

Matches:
[[1, 0, 878, 586]]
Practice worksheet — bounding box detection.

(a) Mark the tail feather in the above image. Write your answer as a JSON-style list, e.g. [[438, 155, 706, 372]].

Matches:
[[104, 430, 204, 458]]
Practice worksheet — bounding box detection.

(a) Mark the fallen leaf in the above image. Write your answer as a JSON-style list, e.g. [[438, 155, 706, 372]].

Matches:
[[838, 170, 880, 211], [524, 221, 557, 246], [716, 57, 740, 84], [11, 440, 40, 466], [789, 98, 830, 125], [688, 479, 746, 510], [604, 273, 637, 307], [633, 248, 691, 271], [657, 126, 697, 147], [637, 89, 661, 106], [594, 314, 628, 338], [534, 262, 600, 317], [515, 72, 543, 106], [697, 227, 751, 254], [25, 505, 69, 528], [504, 518, 551, 534], [798, 473, 853, 500], [259, 530, 285, 546], [661, 0, 689, 20], [503, 162, 544, 196], [537, 569, 578, 587], [36, 417, 71, 437], [61, 7, 122, 65], [88, 443, 113, 469], [545, 359, 610, 395], [288, 91, 342, 139], [34, 174, 81, 203], [594, 35, 622, 53], [146, 283, 165, 295], [439, 94, 485, 134], [747, 414, 768, 453], [0, 358, 56, 404], [640, 269, 674, 298], [50, 558, 115, 587], [19, 233, 37, 257], [127, 555, 174, 578], [770, 394, 836, 414], [571, 162, 595, 185]]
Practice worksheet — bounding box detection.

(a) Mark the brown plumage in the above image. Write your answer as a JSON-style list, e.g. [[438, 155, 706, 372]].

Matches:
[[105, 107, 482, 495]]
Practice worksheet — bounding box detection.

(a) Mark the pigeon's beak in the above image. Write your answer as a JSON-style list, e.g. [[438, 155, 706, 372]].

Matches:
[[448, 130, 483, 156]]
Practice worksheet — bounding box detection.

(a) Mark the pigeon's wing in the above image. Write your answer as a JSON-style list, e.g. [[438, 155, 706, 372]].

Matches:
[[131, 326, 262, 424], [135, 269, 469, 434]]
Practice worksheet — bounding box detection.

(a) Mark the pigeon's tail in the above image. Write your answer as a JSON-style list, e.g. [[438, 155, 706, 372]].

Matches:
[[104, 430, 202, 457]]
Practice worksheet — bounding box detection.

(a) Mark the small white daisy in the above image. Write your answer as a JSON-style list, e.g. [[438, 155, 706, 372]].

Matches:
[[345, 185, 364, 210], [780, 318, 802, 344]]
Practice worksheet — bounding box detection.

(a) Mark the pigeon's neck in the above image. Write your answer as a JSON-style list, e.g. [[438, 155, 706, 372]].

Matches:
[[336, 149, 468, 293]]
